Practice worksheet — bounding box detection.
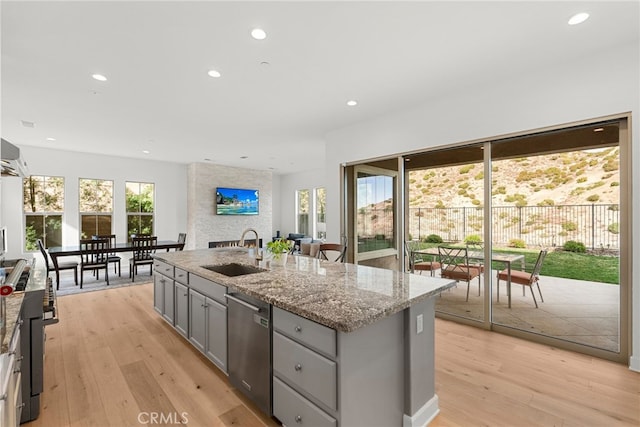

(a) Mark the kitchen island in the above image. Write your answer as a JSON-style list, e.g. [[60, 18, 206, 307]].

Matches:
[[153, 247, 455, 427]]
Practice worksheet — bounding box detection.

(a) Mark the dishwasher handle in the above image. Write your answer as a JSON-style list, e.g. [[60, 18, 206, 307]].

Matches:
[[224, 294, 261, 312]]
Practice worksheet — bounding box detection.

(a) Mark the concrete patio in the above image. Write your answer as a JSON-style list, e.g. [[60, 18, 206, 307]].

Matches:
[[434, 271, 620, 352]]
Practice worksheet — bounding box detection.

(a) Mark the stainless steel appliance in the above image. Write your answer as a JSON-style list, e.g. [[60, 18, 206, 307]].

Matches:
[[225, 292, 272, 415]]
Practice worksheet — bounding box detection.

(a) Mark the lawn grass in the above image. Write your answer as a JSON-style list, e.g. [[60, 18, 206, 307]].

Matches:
[[410, 242, 620, 284]]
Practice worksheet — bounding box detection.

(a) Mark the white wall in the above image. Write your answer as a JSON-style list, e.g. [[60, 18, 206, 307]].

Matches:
[[302, 41, 638, 368], [0, 146, 188, 258]]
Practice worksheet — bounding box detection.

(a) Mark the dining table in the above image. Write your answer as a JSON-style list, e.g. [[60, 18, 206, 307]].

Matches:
[[47, 240, 185, 280], [412, 247, 525, 308]]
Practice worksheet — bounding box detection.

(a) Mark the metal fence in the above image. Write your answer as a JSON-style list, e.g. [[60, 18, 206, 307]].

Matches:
[[407, 204, 620, 250]]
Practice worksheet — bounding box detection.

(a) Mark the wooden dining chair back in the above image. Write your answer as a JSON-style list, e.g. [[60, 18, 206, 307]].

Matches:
[[129, 235, 157, 282], [92, 234, 121, 276], [405, 241, 441, 276], [317, 243, 346, 263], [438, 246, 482, 301], [37, 239, 78, 289], [497, 250, 547, 308], [176, 233, 187, 251], [79, 238, 110, 288]]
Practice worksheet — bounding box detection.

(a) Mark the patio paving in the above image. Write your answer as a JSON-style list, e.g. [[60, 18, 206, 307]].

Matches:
[[434, 271, 620, 352]]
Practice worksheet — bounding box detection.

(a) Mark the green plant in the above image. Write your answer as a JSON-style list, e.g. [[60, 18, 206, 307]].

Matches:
[[266, 238, 293, 259], [563, 240, 586, 253], [508, 238, 526, 248], [464, 234, 482, 245], [608, 223, 619, 234], [424, 234, 443, 243]]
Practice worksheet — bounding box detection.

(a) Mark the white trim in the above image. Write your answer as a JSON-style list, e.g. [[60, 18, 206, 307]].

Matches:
[[403, 394, 439, 427], [630, 355, 640, 372]]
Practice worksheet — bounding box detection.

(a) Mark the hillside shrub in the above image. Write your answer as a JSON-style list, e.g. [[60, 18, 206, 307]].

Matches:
[[608, 223, 619, 234], [586, 194, 600, 202], [464, 234, 482, 245], [509, 238, 526, 248], [610, 182, 620, 187], [561, 221, 578, 232], [424, 234, 443, 243], [459, 165, 474, 174], [564, 240, 586, 253]]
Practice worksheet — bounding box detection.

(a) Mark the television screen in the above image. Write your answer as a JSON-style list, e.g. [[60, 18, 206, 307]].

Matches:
[[216, 187, 259, 215]]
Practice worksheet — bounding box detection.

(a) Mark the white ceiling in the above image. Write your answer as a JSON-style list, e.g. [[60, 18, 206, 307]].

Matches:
[[2, 1, 638, 174]]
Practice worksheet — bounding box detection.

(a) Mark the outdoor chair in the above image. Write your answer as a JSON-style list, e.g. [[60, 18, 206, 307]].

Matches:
[[405, 241, 441, 276], [317, 243, 346, 262], [79, 238, 110, 288], [438, 246, 482, 301], [37, 238, 78, 289], [92, 234, 121, 276], [497, 250, 547, 308], [129, 235, 157, 282]]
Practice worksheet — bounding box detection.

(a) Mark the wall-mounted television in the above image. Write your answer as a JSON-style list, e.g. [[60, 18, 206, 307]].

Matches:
[[216, 187, 259, 215]]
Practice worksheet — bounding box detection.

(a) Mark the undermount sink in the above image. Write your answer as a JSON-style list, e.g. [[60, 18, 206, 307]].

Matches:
[[201, 263, 266, 277]]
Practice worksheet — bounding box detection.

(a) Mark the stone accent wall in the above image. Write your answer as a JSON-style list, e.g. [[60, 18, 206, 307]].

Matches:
[[187, 163, 272, 250]]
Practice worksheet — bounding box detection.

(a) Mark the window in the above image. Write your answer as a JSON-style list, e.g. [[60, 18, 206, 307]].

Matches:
[[314, 187, 326, 239], [126, 181, 154, 239], [23, 175, 64, 250], [79, 179, 113, 239], [296, 189, 310, 236]]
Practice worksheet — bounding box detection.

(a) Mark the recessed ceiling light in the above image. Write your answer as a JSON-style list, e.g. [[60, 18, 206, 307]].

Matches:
[[21, 120, 35, 128], [346, 100, 358, 107], [240, 156, 248, 159], [142, 150, 150, 154], [46, 137, 56, 141], [207, 69, 221, 78], [568, 12, 589, 25], [92, 74, 107, 81], [251, 28, 267, 40], [593, 128, 604, 132]]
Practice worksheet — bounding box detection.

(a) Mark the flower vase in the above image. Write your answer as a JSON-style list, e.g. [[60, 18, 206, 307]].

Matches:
[[270, 252, 288, 267]]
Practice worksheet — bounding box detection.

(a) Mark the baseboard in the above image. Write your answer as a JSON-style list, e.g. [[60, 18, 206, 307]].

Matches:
[[403, 394, 439, 427], [630, 354, 640, 372]]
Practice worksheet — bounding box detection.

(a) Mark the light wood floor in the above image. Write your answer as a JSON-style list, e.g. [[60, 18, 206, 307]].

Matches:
[[25, 283, 639, 427]]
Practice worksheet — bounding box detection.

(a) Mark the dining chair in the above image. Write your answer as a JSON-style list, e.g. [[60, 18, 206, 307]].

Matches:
[[37, 239, 78, 290], [437, 246, 482, 301], [129, 235, 157, 282], [497, 250, 547, 308], [405, 241, 441, 276], [92, 234, 121, 276], [79, 238, 110, 288], [317, 243, 346, 262], [176, 232, 186, 251]]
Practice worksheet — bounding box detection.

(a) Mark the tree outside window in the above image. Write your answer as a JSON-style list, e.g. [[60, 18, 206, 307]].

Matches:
[[315, 187, 326, 239], [23, 175, 64, 250], [296, 189, 310, 236], [79, 179, 113, 239], [126, 182, 154, 239]]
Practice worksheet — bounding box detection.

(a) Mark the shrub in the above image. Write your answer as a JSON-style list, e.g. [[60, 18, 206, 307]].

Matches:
[[561, 221, 577, 231], [610, 181, 620, 187], [537, 199, 555, 206], [564, 240, 586, 253], [459, 164, 474, 174], [586, 194, 600, 202], [509, 239, 526, 248], [425, 234, 443, 243], [608, 223, 619, 234], [464, 234, 482, 245]]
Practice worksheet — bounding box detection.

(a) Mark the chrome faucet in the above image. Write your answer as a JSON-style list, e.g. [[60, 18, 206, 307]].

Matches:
[[239, 228, 263, 264]]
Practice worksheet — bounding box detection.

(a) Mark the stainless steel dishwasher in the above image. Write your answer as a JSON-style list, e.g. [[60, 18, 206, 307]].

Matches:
[[225, 292, 272, 415]]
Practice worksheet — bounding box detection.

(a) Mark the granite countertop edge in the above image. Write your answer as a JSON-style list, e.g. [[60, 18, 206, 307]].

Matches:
[[154, 248, 455, 333]]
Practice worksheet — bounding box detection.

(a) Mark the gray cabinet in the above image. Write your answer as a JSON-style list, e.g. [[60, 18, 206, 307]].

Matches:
[[0, 327, 23, 427], [174, 282, 189, 338], [153, 273, 163, 315], [272, 307, 338, 425], [188, 288, 227, 373], [153, 273, 174, 323]]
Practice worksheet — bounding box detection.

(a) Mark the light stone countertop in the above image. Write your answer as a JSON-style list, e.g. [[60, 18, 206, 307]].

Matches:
[[154, 248, 455, 333]]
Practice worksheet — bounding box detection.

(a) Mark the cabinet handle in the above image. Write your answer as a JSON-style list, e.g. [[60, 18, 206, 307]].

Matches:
[[295, 415, 302, 423], [183, 293, 188, 297], [13, 368, 21, 374], [294, 363, 302, 371], [16, 356, 23, 362], [294, 325, 302, 333]]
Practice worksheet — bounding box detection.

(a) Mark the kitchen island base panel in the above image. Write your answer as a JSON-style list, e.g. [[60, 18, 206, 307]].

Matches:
[[403, 395, 440, 427]]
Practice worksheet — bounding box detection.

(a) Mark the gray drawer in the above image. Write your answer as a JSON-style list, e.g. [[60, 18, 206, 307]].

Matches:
[[273, 307, 336, 358], [174, 267, 188, 284], [188, 273, 226, 304], [273, 331, 337, 411], [154, 260, 173, 277], [273, 377, 336, 427]]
